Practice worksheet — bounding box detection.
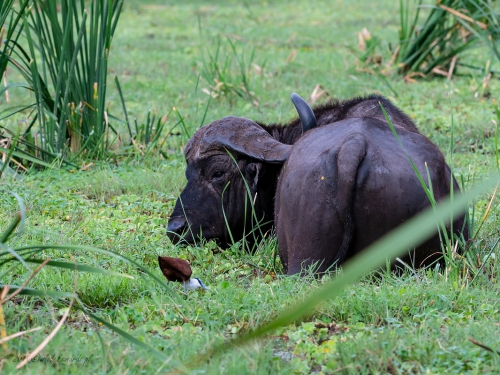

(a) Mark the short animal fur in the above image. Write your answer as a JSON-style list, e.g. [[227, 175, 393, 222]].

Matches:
[[167, 95, 468, 274]]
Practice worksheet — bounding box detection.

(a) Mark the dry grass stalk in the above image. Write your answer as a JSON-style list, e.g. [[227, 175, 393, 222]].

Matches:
[[403, 72, 425, 83], [439, 4, 488, 30], [2, 71, 9, 103], [0, 286, 9, 349], [358, 28, 371, 51], [16, 256, 78, 370], [482, 72, 492, 90], [0, 137, 10, 164], [286, 49, 297, 63], [447, 55, 458, 81], [0, 327, 43, 346], [469, 337, 500, 354], [16, 298, 74, 369], [432, 67, 449, 77], [309, 84, 331, 104], [2, 258, 52, 304]]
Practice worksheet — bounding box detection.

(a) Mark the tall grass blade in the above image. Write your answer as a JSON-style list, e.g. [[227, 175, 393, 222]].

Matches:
[[181, 172, 500, 371], [0, 0, 30, 78], [493, 98, 500, 170], [0, 286, 77, 299], [0, 212, 20, 243], [469, 235, 500, 285], [0, 146, 55, 168], [396, 0, 500, 76], [1, 197, 188, 368], [12, 258, 134, 279], [75, 306, 179, 365], [3, 0, 125, 164], [0, 244, 181, 301]]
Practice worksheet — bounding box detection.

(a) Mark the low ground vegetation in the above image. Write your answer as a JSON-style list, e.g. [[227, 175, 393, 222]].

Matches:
[[1, 0, 500, 373]]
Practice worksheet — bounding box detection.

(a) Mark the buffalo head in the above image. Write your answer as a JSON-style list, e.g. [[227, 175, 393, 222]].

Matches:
[[167, 116, 292, 248]]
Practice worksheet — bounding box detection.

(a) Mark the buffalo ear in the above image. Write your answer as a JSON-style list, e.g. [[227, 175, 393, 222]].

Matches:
[[245, 162, 262, 193], [200, 117, 292, 163]]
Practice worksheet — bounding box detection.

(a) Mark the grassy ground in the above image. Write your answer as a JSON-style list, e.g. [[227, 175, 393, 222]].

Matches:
[[1, 0, 500, 373]]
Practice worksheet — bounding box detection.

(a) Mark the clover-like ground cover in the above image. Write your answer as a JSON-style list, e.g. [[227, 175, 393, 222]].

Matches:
[[1, 0, 499, 373]]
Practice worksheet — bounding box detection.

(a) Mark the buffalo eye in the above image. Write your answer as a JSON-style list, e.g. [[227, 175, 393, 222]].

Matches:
[[212, 170, 224, 180]]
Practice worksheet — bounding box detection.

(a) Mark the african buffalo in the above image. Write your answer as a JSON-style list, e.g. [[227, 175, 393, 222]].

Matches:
[[167, 94, 468, 274]]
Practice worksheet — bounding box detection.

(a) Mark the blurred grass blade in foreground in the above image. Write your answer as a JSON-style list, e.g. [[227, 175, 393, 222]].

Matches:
[[181, 171, 500, 370]]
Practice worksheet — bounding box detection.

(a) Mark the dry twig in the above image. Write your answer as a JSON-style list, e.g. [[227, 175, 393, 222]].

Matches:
[[2, 258, 52, 304], [0, 327, 43, 346], [469, 337, 500, 355]]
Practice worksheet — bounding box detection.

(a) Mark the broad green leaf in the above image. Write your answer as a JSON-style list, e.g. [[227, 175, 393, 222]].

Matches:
[[0, 285, 77, 299], [21, 258, 134, 279], [0, 147, 54, 168]]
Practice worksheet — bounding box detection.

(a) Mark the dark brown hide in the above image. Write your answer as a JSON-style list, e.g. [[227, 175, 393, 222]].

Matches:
[[167, 95, 468, 273], [275, 117, 466, 274], [185, 116, 290, 163], [167, 117, 289, 247], [261, 94, 421, 145]]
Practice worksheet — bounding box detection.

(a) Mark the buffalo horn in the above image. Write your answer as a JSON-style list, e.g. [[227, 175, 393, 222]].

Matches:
[[291, 93, 317, 133]]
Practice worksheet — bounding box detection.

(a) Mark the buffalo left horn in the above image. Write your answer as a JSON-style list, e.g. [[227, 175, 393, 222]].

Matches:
[[291, 93, 317, 134]]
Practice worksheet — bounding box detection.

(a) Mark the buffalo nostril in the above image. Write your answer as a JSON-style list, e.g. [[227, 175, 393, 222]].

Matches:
[[167, 217, 187, 243]]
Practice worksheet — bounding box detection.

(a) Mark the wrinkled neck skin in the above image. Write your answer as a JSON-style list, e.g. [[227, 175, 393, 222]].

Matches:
[[224, 158, 279, 251]]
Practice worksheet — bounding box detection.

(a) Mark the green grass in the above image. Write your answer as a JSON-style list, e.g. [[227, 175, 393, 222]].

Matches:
[[1, 0, 500, 373], [395, 0, 500, 76]]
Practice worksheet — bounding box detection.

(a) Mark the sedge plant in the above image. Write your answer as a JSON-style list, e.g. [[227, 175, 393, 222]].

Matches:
[[3, 0, 124, 163], [0, 191, 189, 368], [198, 34, 258, 105], [396, 0, 500, 77]]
